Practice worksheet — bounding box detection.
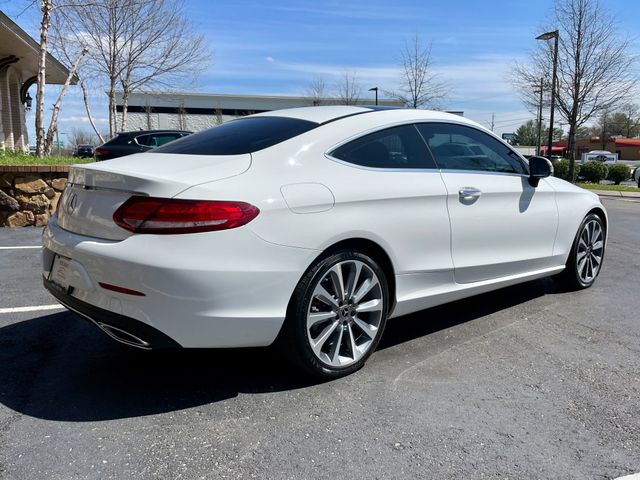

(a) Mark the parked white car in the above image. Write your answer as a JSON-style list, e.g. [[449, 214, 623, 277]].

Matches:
[[43, 106, 607, 378]]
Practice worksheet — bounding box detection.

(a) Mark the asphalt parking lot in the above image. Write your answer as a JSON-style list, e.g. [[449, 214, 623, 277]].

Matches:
[[0, 198, 639, 479]]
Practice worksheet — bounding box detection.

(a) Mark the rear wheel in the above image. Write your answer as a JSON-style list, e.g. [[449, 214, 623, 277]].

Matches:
[[281, 251, 389, 378], [554, 213, 605, 290]]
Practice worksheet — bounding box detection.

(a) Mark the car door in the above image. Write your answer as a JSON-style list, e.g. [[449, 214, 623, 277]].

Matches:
[[328, 124, 453, 281], [416, 122, 558, 284]]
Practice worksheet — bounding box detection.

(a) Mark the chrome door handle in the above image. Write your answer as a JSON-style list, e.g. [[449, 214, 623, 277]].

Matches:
[[458, 187, 482, 200]]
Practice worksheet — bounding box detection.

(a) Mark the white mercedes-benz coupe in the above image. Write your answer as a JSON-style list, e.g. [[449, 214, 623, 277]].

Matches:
[[43, 106, 607, 378]]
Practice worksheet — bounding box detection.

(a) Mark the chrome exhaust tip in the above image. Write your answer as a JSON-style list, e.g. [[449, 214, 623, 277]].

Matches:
[[96, 323, 151, 349]]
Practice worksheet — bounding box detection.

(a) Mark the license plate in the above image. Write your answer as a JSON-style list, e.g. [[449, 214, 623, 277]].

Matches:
[[49, 254, 72, 290]]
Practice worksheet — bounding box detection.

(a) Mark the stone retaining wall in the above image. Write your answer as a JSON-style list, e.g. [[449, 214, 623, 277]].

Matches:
[[0, 166, 69, 227]]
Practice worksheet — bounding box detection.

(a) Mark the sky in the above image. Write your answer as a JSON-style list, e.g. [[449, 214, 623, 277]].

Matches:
[[2, 0, 640, 145]]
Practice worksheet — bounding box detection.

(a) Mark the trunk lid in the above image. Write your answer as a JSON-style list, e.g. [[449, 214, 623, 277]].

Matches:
[[56, 152, 251, 240]]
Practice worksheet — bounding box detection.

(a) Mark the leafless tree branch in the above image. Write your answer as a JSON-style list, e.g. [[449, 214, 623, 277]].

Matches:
[[387, 35, 449, 109], [335, 71, 362, 106], [512, 0, 638, 164]]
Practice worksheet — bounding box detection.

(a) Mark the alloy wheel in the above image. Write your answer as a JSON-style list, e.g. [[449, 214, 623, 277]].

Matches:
[[306, 260, 384, 367], [576, 218, 604, 284]]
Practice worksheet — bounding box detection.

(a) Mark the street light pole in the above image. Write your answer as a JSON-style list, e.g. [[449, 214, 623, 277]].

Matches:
[[368, 87, 378, 106], [536, 30, 559, 164], [535, 77, 544, 157]]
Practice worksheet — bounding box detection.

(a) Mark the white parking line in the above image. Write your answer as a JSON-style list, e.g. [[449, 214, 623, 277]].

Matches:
[[0, 246, 41, 250], [0, 305, 64, 314], [615, 474, 640, 480]]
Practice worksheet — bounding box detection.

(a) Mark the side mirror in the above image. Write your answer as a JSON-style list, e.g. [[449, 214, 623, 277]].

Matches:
[[528, 156, 553, 187]]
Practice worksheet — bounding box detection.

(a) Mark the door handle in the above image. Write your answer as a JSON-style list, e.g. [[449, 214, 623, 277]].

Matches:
[[458, 187, 482, 200]]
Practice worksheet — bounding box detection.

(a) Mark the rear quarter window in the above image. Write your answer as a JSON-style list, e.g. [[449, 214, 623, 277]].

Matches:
[[153, 117, 318, 155]]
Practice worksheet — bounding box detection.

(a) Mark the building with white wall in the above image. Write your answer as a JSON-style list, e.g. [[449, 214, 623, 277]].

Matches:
[[115, 91, 405, 132], [0, 11, 73, 152]]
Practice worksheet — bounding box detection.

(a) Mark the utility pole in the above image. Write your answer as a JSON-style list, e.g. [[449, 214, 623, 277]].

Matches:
[[536, 78, 544, 156], [490, 113, 495, 132]]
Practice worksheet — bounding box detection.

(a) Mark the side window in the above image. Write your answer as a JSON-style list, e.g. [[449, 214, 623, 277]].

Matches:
[[330, 124, 436, 169], [416, 123, 527, 174], [133, 134, 151, 146], [148, 134, 181, 148]]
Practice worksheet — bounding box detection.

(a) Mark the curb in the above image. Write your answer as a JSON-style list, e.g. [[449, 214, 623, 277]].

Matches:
[[590, 189, 640, 198]]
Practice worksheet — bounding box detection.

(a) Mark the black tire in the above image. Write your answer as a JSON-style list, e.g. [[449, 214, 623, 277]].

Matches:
[[554, 213, 606, 290], [279, 250, 390, 379]]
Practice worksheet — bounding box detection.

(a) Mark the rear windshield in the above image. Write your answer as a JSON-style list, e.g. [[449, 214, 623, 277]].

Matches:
[[152, 117, 318, 155]]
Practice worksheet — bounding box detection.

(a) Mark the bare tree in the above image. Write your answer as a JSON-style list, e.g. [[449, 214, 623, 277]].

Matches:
[[79, 78, 105, 144], [619, 103, 640, 138], [50, 14, 105, 144], [52, 0, 208, 136], [44, 47, 87, 155], [388, 35, 448, 109], [35, 0, 53, 157], [68, 127, 99, 149], [116, 0, 209, 131], [144, 102, 154, 129], [214, 108, 223, 125], [31, 0, 91, 156], [335, 71, 362, 105], [177, 102, 187, 130], [51, 0, 133, 137], [306, 76, 328, 105], [513, 0, 637, 173]]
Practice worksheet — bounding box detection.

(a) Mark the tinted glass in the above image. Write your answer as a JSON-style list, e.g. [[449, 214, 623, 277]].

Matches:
[[134, 134, 151, 146], [416, 123, 527, 174], [148, 134, 182, 147], [331, 124, 436, 169], [153, 117, 318, 155]]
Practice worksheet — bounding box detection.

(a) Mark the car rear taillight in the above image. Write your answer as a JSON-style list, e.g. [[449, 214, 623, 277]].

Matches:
[[95, 148, 110, 156], [113, 196, 260, 234]]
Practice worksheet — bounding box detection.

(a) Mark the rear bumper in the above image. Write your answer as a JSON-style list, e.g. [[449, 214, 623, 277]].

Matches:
[[42, 215, 319, 348], [44, 277, 181, 349]]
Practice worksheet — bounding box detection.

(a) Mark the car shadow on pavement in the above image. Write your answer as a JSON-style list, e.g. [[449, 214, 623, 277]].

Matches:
[[0, 277, 557, 422], [379, 276, 556, 351]]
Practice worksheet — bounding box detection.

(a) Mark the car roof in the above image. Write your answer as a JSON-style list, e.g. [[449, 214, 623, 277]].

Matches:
[[118, 129, 191, 136], [250, 105, 486, 131], [251, 106, 373, 124]]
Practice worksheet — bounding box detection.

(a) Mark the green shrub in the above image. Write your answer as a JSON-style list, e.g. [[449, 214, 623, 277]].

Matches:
[[606, 163, 631, 185], [552, 159, 580, 182], [580, 161, 608, 183]]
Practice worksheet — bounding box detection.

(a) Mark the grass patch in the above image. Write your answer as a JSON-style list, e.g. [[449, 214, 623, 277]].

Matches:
[[0, 151, 94, 166], [578, 182, 639, 192]]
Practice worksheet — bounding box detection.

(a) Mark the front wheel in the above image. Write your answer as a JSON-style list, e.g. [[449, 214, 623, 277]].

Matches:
[[554, 213, 605, 290], [281, 251, 389, 379]]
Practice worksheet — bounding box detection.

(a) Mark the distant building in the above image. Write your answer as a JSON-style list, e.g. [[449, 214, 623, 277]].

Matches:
[[115, 91, 406, 132], [542, 138, 640, 161], [0, 11, 74, 152]]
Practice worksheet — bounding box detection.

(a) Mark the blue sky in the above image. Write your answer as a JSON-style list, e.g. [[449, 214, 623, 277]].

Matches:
[[3, 0, 640, 143]]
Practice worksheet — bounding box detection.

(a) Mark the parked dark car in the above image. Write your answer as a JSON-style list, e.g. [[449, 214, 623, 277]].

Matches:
[[94, 130, 192, 161], [74, 144, 94, 158]]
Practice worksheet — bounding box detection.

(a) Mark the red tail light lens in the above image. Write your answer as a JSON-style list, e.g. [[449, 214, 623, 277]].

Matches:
[[95, 148, 110, 156], [113, 197, 260, 234]]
